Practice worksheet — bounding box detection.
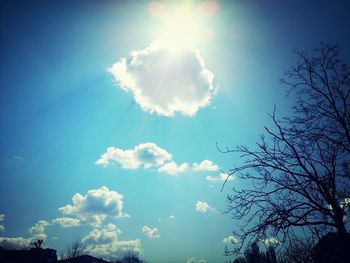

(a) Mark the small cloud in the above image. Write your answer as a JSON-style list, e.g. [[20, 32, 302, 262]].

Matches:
[[260, 237, 280, 247], [51, 236, 59, 240], [0, 225, 4, 232], [29, 220, 50, 240], [0, 214, 4, 221], [13, 155, 24, 161], [195, 201, 214, 213], [108, 43, 216, 117], [142, 225, 160, 239], [158, 161, 189, 176], [170, 215, 175, 219], [223, 235, 239, 244], [206, 173, 234, 182], [187, 257, 207, 263], [193, 160, 219, 171], [95, 143, 172, 169]]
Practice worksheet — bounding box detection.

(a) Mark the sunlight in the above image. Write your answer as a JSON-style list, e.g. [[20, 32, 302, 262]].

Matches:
[[156, 8, 201, 50], [149, 2, 216, 50]]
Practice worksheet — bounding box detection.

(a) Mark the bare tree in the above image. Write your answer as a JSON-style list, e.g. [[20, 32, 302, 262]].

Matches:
[[61, 240, 87, 260], [220, 43, 350, 254]]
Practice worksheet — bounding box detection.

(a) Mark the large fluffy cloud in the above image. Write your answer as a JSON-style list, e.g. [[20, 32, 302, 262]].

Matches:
[[82, 224, 141, 259], [108, 43, 216, 117], [142, 225, 160, 239], [58, 186, 129, 227], [95, 143, 172, 169]]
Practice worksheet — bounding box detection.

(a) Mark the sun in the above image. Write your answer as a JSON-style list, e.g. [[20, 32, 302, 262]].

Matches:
[[156, 8, 201, 50], [149, 1, 216, 50]]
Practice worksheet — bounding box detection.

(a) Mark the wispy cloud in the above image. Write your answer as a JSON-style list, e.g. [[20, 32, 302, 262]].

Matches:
[[108, 43, 216, 117], [187, 257, 207, 263], [0, 214, 4, 233], [206, 173, 234, 182]]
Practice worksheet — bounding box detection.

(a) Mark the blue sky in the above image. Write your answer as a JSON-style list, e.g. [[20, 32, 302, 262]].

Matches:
[[0, 1, 349, 262]]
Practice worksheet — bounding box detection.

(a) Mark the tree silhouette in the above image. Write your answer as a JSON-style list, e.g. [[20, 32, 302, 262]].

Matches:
[[115, 251, 146, 263], [61, 240, 87, 260], [34, 239, 44, 249], [220, 43, 350, 254], [232, 243, 278, 263]]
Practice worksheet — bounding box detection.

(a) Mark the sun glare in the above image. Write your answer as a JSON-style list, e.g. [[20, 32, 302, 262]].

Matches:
[[149, 1, 218, 50], [157, 9, 201, 49]]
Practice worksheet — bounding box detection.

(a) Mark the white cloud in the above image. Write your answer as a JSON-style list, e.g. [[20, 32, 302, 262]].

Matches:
[[59, 186, 129, 227], [82, 224, 122, 245], [193, 160, 219, 171], [260, 237, 280, 247], [223, 235, 239, 244], [170, 215, 175, 219], [83, 225, 141, 259], [158, 161, 189, 176], [195, 201, 214, 213], [142, 225, 160, 239], [186, 257, 207, 263], [206, 173, 234, 182], [29, 220, 50, 240], [108, 42, 216, 117], [0, 214, 4, 233], [52, 217, 81, 228], [95, 143, 172, 169]]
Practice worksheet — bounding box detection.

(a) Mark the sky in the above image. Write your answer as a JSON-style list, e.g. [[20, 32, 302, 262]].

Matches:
[[0, 0, 350, 262]]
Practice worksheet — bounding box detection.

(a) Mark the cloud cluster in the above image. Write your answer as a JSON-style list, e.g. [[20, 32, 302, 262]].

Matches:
[[195, 201, 214, 213], [223, 235, 239, 244], [206, 173, 234, 182], [58, 186, 129, 227], [96, 143, 219, 177], [83, 224, 141, 259], [142, 225, 160, 239], [187, 257, 207, 263], [108, 43, 216, 117]]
